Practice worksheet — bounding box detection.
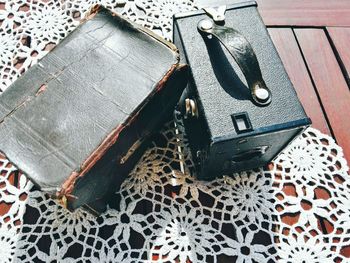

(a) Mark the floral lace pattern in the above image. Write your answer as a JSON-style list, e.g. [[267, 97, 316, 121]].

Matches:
[[0, 0, 350, 262]]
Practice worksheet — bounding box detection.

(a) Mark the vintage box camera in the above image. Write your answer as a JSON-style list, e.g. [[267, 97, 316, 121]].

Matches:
[[173, 1, 311, 180]]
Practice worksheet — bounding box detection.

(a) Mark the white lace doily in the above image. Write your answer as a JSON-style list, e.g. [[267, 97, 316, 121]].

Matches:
[[1, 1, 350, 262]]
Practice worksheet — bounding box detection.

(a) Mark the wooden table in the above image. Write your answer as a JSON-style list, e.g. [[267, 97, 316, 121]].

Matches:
[[257, 0, 350, 163], [258, 0, 350, 258]]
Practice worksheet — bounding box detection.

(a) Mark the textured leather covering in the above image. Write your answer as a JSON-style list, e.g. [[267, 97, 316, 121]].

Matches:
[[174, 2, 311, 179], [0, 5, 187, 212]]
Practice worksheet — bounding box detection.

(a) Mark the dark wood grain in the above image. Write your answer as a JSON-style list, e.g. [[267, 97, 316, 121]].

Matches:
[[294, 28, 350, 162], [257, 0, 350, 27], [327, 27, 350, 86], [268, 28, 331, 136]]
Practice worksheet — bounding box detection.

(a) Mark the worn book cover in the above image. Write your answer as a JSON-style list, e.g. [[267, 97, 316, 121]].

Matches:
[[0, 5, 187, 214]]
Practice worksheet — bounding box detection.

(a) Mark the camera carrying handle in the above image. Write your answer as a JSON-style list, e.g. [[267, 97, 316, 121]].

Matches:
[[197, 18, 272, 106]]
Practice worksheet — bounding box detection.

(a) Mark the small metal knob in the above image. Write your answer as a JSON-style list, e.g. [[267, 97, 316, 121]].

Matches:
[[253, 83, 271, 105], [198, 19, 213, 31], [255, 87, 269, 101]]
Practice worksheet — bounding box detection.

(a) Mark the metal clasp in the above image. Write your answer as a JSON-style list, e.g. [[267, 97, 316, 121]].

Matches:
[[203, 5, 226, 23], [184, 98, 198, 118]]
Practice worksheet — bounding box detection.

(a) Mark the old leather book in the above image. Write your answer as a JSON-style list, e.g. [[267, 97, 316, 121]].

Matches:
[[0, 5, 187, 214]]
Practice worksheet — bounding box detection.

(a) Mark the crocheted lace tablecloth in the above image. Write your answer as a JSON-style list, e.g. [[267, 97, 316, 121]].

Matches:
[[0, 0, 349, 262]]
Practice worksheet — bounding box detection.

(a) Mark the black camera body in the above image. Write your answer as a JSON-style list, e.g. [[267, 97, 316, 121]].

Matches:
[[174, 1, 311, 180]]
